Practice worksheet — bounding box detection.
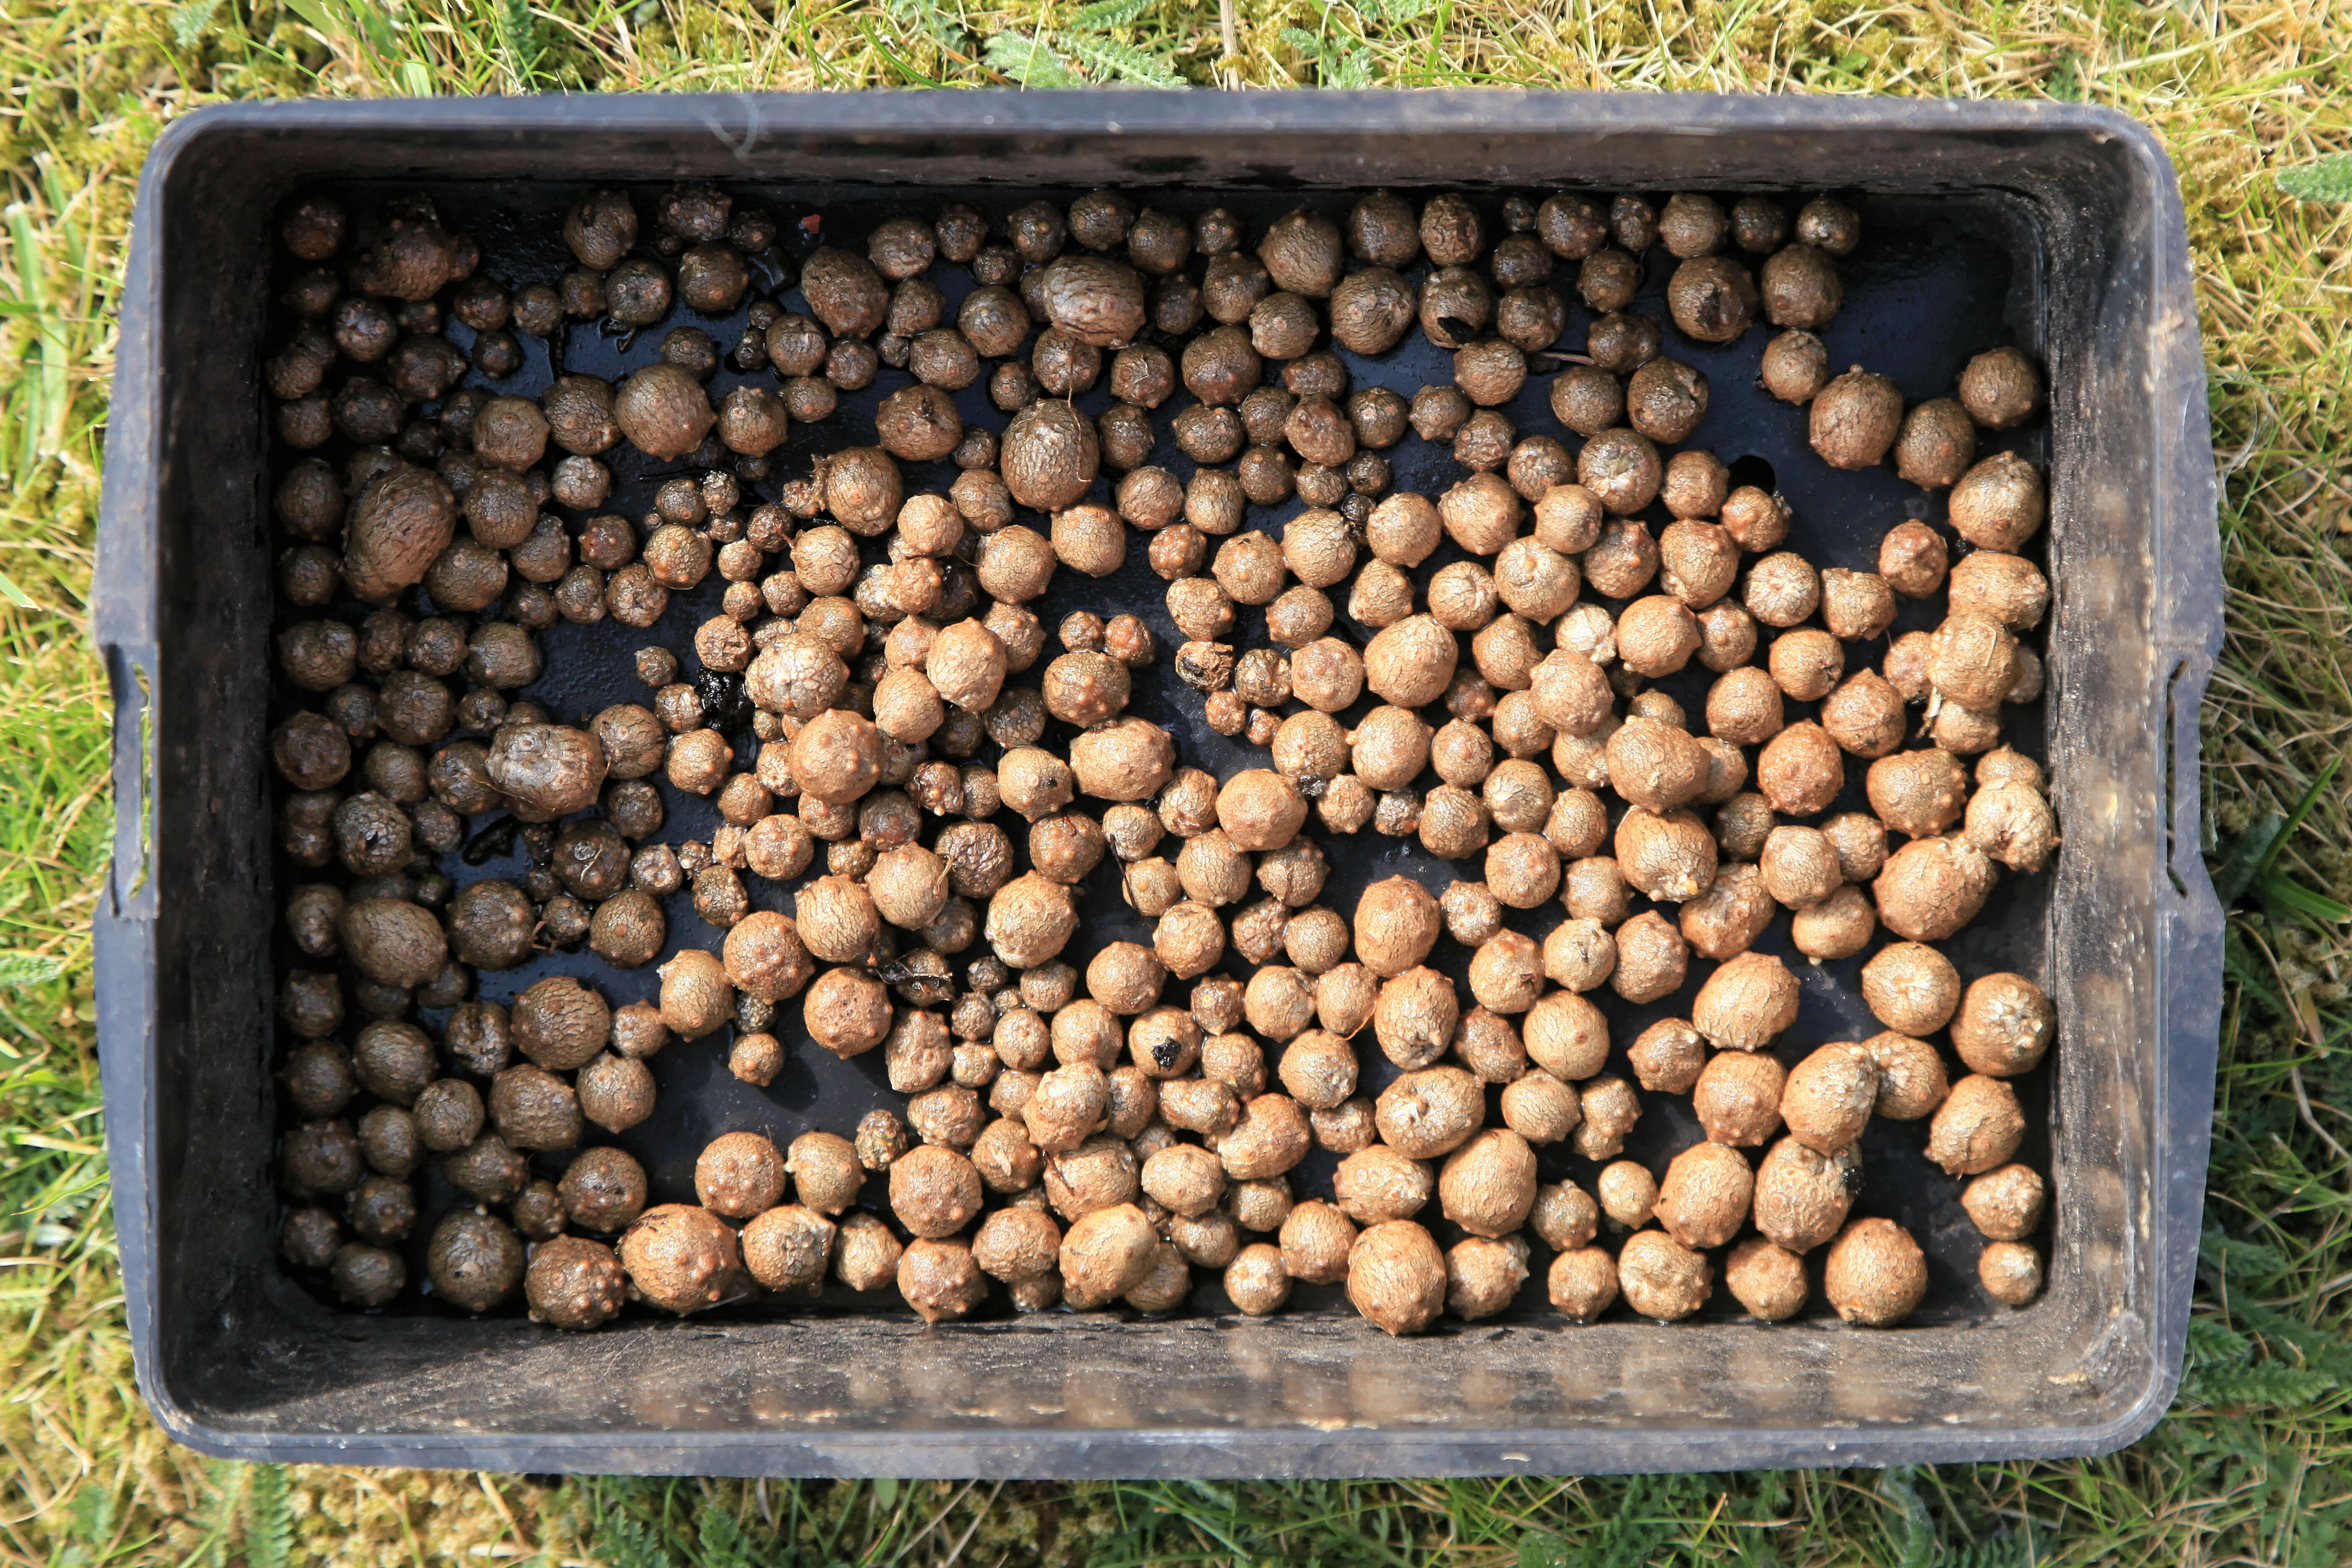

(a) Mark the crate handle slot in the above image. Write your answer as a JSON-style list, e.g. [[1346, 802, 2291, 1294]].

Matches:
[[2162, 649, 2210, 901], [105, 641, 157, 921]]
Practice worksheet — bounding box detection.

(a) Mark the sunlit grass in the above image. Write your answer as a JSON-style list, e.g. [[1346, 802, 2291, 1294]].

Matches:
[[0, 0, 2347, 1563]]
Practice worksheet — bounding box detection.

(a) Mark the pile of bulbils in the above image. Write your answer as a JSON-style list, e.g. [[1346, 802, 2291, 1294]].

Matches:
[[265, 178, 2054, 1335]]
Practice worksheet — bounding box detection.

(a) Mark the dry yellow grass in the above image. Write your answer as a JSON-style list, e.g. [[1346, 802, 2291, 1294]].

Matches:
[[1, 2, 2348, 1564]]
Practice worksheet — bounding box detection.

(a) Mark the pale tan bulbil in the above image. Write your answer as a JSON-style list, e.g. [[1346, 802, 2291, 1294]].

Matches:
[[1608, 910, 1688, 1003], [1438, 1127, 1537, 1237], [1568, 1074, 1640, 1161], [1866, 1031, 1950, 1120], [1333, 1144, 1433, 1225], [1962, 1163, 2047, 1240], [1694, 1050, 1785, 1147], [1595, 1160, 1656, 1230], [1375, 1065, 1487, 1158], [1656, 1141, 1752, 1248], [1779, 1042, 1880, 1154], [1500, 1072, 1581, 1143], [1060, 1203, 1161, 1309], [1979, 1240, 2043, 1305], [1346, 1220, 1450, 1336], [1951, 973, 2055, 1077], [1927, 1074, 2027, 1176], [1543, 917, 1617, 993], [1947, 550, 2049, 631], [1522, 989, 1609, 1082], [1691, 952, 1800, 1052], [1447, 1235, 1532, 1321], [1614, 808, 1717, 904], [1824, 1217, 1927, 1326], [1759, 825, 1842, 909], [1861, 941, 1962, 1036], [1751, 1136, 1858, 1253], [1548, 1246, 1620, 1321], [1874, 835, 1996, 942], [1279, 1199, 1357, 1284], [1965, 781, 2058, 872], [1467, 932, 1543, 1014], [1617, 1230, 1712, 1321]]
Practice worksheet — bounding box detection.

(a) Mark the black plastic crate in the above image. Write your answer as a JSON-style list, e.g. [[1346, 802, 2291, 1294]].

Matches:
[[95, 90, 2220, 1477]]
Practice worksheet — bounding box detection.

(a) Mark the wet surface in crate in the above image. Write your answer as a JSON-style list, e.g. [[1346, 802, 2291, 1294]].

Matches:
[[270, 181, 2051, 1331]]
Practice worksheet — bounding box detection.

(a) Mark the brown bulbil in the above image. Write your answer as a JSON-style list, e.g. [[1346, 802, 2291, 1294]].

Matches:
[[1810, 368, 1903, 470], [1817, 670, 1905, 759], [1723, 1238, 1808, 1321], [1929, 614, 2019, 711], [1346, 1221, 1447, 1336], [1928, 1074, 2027, 1176], [656, 949, 735, 1042], [1755, 722, 1842, 818], [1861, 942, 1962, 1035], [1867, 749, 1969, 839], [1760, 243, 1841, 329], [1617, 597, 1703, 680], [1694, 1050, 1786, 1147], [740, 1205, 838, 1296], [1547, 1246, 1619, 1321], [889, 1144, 984, 1239], [1692, 951, 1800, 1051], [1962, 1163, 2047, 1240], [695, 1132, 788, 1220], [1780, 1042, 1880, 1154], [1959, 346, 2043, 430], [1279, 1198, 1358, 1284], [1617, 1230, 1712, 1321], [1965, 780, 2058, 873], [1061, 1203, 1160, 1309], [1761, 329, 1830, 404], [1980, 1240, 2043, 1305], [1667, 255, 1757, 343], [619, 1204, 743, 1315], [1656, 1140, 1754, 1249], [1949, 451, 2047, 552], [1874, 835, 1996, 942], [1439, 1127, 1537, 1238], [1823, 1217, 1927, 1327], [835, 1212, 905, 1292], [1752, 1137, 1858, 1253], [1948, 550, 2049, 632], [1951, 973, 2055, 1077], [1352, 875, 1441, 980], [1375, 1066, 1485, 1159], [1790, 885, 1877, 961]]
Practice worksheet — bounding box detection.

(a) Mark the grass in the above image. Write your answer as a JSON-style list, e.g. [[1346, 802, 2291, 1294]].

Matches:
[[0, 1, 2348, 1563]]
